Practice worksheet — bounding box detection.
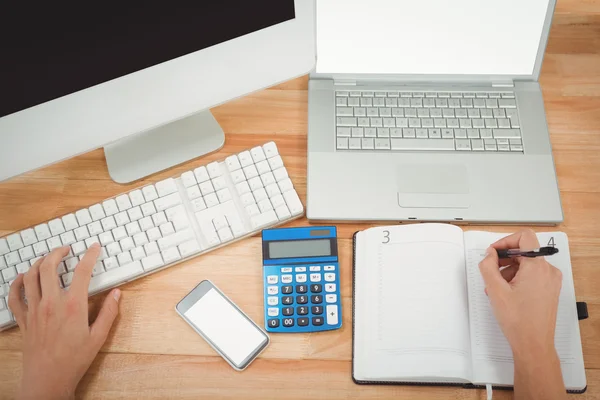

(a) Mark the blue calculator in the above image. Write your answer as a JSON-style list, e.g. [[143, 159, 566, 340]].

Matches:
[[262, 226, 342, 333]]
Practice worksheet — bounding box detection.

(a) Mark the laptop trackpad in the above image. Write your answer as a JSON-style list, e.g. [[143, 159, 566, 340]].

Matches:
[[397, 164, 470, 209]]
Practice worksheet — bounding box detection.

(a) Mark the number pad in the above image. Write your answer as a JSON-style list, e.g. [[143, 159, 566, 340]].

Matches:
[[263, 255, 341, 332]]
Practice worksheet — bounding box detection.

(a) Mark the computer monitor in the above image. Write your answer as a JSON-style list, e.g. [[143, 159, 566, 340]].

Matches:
[[0, 2, 315, 183]]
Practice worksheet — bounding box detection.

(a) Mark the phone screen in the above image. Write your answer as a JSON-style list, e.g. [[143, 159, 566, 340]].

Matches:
[[178, 282, 268, 369]]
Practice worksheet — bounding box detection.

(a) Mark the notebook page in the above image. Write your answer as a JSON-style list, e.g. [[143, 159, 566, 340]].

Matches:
[[354, 224, 472, 382], [464, 231, 586, 390]]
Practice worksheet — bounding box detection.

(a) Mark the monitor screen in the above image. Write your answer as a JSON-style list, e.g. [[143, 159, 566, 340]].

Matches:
[[0, 2, 295, 118], [316, 0, 550, 76]]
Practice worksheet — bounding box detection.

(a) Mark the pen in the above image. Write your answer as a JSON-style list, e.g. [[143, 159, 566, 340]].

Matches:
[[497, 246, 559, 259]]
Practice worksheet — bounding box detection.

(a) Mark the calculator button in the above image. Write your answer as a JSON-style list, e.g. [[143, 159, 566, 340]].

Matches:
[[282, 307, 294, 316], [310, 273, 321, 282], [325, 283, 336, 292], [296, 274, 307, 283], [281, 285, 293, 294], [324, 265, 335, 271], [296, 295, 308, 304], [267, 297, 279, 306], [267, 286, 279, 295], [324, 273, 335, 282], [312, 306, 323, 315], [310, 284, 322, 293], [282, 296, 293, 305], [311, 295, 323, 304], [282, 318, 295, 327], [281, 267, 292, 273], [267, 275, 278, 284], [312, 316, 324, 326], [326, 305, 339, 325], [309, 266, 321, 272], [297, 306, 309, 315], [296, 284, 307, 294], [326, 294, 337, 303], [268, 308, 279, 317], [281, 274, 293, 284], [298, 317, 309, 327], [295, 266, 306, 272], [267, 319, 280, 328]]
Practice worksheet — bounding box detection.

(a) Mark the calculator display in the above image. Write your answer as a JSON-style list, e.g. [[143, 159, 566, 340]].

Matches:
[[268, 239, 332, 259]]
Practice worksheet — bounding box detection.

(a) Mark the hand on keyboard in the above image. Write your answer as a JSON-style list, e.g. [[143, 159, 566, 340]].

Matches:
[[9, 244, 120, 400]]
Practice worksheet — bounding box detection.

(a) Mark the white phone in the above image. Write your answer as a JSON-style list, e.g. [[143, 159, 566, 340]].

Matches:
[[175, 280, 270, 371]]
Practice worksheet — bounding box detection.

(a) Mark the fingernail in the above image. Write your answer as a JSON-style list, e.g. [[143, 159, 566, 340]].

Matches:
[[485, 247, 494, 256], [113, 289, 121, 302]]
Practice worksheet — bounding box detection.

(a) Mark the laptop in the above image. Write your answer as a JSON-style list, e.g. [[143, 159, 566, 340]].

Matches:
[[306, 0, 563, 224]]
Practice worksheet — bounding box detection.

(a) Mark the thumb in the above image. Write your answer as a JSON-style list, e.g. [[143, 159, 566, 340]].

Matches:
[[90, 289, 121, 346], [478, 247, 508, 294]]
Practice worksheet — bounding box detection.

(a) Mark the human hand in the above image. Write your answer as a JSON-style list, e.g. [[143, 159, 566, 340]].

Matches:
[[8, 244, 121, 400], [478, 229, 563, 357]]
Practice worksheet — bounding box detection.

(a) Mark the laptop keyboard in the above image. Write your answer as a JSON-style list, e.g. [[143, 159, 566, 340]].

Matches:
[[335, 91, 523, 152]]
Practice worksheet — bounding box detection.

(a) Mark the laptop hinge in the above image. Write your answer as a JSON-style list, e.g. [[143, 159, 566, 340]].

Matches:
[[492, 80, 514, 88], [334, 79, 357, 86]]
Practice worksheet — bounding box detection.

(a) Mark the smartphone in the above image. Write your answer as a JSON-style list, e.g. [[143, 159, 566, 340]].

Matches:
[[175, 280, 270, 371]]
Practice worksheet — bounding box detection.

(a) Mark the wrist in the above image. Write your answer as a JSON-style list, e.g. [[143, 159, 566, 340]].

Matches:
[[18, 373, 76, 400]]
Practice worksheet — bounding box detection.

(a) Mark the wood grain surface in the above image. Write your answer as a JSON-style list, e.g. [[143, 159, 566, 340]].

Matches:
[[1, 1, 599, 398]]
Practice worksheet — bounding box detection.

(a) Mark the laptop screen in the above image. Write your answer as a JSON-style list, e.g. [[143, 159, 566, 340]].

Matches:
[[316, 0, 551, 77]]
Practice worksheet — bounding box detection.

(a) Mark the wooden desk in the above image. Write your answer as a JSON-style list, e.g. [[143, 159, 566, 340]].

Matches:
[[1, 2, 599, 398]]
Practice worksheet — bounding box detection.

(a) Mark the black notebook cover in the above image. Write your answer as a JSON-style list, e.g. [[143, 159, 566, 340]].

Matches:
[[351, 230, 587, 394]]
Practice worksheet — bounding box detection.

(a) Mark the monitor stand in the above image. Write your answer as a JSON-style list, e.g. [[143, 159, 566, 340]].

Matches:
[[104, 110, 225, 184]]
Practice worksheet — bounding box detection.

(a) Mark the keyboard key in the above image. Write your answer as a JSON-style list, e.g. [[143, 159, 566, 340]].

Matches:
[[267, 307, 279, 317], [267, 286, 279, 295], [267, 296, 282, 306], [295, 273, 307, 283], [101, 216, 117, 232], [18, 246, 34, 262], [324, 273, 335, 282], [493, 129, 521, 139], [267, 319, 280, 328], [297, 295, 308, 304], [311, 295, 323, 304], [238, 151, 254, 167], [296, 284, 308, 294], [207, 162, 222, 179], [66, 257, 79, 272], [499, 99, 517, 108], [141, 253, 164, 272], [225, 155, 242, 172], [325, 283, 336, 292], [194, 167, 210, 183], [326, 305, 339, 325], [312, 306, 323, 315], [161, 247, 181, 264], [60, 231, 76, 246], [297, 317, 309, 327], [326, 294, 338, 303], [297, 306, 309, 315], [89, 260, 144, 294], [0, 239, 9, 256], [114, 211, 131, 227], [312, 316, 324, 326], [282, 318, 295, 328], [72, 241, 87, 256], [127, 206, 143, 221], [154, 193, 182, 211], [243, 165, 259, 180], [391, 138, 455, 151]]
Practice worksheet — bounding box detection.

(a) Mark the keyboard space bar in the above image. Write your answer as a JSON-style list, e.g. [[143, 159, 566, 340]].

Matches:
[[391, 139, 455, 151], [88, 261, 144, 295]]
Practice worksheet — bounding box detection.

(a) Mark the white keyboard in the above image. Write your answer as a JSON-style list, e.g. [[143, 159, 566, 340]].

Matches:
[[0, 142, 303, 331], [335, 90, 523, 152]]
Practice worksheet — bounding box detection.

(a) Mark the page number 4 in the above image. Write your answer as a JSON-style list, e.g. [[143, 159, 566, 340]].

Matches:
[[548, 237, 555, 247], [382, 231, 390, 244]]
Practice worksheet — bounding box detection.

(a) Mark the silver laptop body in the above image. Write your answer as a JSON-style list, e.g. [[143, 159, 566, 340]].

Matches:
[[307, 0, 562, 224]]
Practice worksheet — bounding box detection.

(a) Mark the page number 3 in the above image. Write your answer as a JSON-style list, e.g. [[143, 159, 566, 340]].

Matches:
[[382, 231, 390, 244]]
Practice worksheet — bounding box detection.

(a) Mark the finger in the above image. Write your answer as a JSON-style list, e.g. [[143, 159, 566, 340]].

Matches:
[[8, 274, 27, 329], [23, 257, 43, 306], [500, 265, 519, 282], [70, 243, 101, 296], [478, 247, 509, 294], [491, 229, 540, 251], [90, 289, 121, 347], [39, 246, 70, 298]]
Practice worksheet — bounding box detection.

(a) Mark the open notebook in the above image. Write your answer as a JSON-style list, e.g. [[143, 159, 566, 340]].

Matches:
[[352, 224, 586, 393]]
